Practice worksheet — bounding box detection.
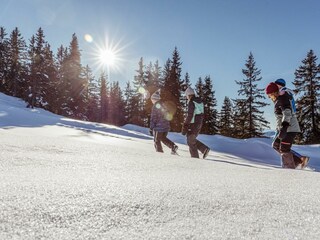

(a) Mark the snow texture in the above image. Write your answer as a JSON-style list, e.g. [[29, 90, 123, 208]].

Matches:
[[1, 93, 320, 239]]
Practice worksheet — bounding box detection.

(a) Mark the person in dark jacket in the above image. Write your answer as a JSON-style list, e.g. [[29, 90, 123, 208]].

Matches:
[[273, 78, 309, 168], [149, 89, 178, 154], [182, 87, 210, 159], [265, 82, 309, 169]]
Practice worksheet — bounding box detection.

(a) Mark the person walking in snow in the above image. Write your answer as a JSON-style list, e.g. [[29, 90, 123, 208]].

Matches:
[[182, 87, 210, 159], [265, 82, 309, 169], [149, 89, 178, 155], [274, 78, 309, 168]]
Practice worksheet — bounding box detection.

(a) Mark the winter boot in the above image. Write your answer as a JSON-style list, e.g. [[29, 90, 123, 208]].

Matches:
[[281, 152, 295, 169], [300, 156, 310, 169], [203, 148, 210, 159], [171, 145, 178, 155]]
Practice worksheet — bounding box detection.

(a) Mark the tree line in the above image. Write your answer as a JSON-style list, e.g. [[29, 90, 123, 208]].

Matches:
[[0, 27, 319, 143]]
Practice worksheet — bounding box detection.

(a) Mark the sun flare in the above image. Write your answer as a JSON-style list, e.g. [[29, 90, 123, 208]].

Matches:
[[87, 34, 132, 82], [99, 49, 116, 66]]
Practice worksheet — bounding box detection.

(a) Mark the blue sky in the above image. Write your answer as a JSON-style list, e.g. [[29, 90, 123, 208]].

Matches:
[[1, 0, 320, 129]]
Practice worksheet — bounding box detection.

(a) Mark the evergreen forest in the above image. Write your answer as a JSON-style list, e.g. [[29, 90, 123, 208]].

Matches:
[[1, 27, 319, 143]]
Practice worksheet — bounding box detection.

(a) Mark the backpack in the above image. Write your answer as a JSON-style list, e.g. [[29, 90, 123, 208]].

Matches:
[[280, 87, 296, 113]]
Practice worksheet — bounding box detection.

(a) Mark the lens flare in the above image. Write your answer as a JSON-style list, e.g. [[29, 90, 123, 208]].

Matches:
[[84, 34, 93, 43], [165, 113, 173, 121], [138, 87, 146, 94], [155, 103, 161, 109]]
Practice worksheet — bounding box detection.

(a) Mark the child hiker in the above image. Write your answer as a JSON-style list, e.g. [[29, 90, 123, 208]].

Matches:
[[265, 82, 309, 169], [149, 89, 178, 155]]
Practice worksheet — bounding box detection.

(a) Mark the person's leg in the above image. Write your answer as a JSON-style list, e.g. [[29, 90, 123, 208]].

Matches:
[[196, 140, 209, 154], [159, 132, 178, 154], [272, 136, 283, 166], [292, 150, 303, 167], [272, 136, 281, 154], [291, 144, 310, 168], [154, 131, 164, 152], [187, 134, 199, 158], [279, 133, 296, 169], [160, 132, 175, 149]]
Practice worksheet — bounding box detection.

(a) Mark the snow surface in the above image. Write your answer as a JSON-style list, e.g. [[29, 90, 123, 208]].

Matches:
[[0, 93, 320, 240]]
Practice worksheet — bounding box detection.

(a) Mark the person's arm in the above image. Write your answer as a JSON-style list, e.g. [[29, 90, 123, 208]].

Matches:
[[278, 94, 292, 139], [279, 94, 292, 124]]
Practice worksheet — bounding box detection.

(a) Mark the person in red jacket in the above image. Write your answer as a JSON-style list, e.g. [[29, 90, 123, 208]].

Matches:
[[265, 82, 309, 169]]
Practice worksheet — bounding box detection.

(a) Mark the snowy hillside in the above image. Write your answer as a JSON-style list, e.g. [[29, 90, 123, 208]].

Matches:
[[1, 93, 320, 239]]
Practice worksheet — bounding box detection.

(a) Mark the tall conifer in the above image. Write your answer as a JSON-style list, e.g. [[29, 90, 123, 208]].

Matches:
[[202, 76, 218, 134], [293, 50, 320, 143], [219, 97, 234, 137], [162, 47, 184, 132], [234, 52, 269, 138]]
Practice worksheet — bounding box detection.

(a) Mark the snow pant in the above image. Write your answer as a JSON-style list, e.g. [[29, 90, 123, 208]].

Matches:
[[154, 131, 175, 152], [186, 133, 209, 158], [272, 132, 302, 169]]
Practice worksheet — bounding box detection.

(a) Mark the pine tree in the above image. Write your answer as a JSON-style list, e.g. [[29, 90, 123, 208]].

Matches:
[[0, 27, 9, 93], [153, 60, 163, 88], [162, 47, 184, 132], [26, 28, 53, 108], [144, 62, 156, 127], [83, 65, 99, 122], [293, 49, 320, 144], [202, 76, 218, 134], [65, 33, 86, 119], [219, 96, 234, 137], [132, 57, 146, 126], [55, 45, 69, 115], [7, 27, 26, 97], [109, 81, 125, 126], [181, 72, 191, 119], [99, 72, 108, 123], [195, 77, 204, 98], [41, 43, 58, 111], [234, 52, 269, 138], [123, 81, 136, 124], [181, 72, 191, 91], [232, 99, 248, 138]]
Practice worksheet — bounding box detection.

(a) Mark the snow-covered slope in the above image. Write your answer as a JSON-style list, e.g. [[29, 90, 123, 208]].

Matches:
[[1, 93, 320, 239]]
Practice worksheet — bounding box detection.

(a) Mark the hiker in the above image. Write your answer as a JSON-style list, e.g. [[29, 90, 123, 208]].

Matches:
[[265, 82, 309, 169], [274, 78, 310, 167], [182, 86, 210, 159], [149, 89, 178, 155]]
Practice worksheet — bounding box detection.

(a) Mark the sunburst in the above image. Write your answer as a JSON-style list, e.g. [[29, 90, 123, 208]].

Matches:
[[88, 34, 130, 81]]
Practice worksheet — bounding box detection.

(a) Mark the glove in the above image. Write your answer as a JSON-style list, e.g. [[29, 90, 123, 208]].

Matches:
[[278, 121, 289, 139], [181, 124, 189, 136], [149, 129, 153, 136]]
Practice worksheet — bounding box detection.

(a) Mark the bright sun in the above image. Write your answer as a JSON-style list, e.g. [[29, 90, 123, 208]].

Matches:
[[89, 35, 131, 77], [99, 49, 116, 66]]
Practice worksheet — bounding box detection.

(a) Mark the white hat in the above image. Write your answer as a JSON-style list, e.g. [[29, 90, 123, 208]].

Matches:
[[151, 90, 161, 102], [185, 87, 195, 96]]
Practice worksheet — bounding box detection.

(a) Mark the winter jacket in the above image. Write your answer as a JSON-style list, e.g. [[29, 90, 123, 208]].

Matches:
[[150, 100, 171, 132], [274, 91, 301, 133], [184, 96, 204, 135]]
